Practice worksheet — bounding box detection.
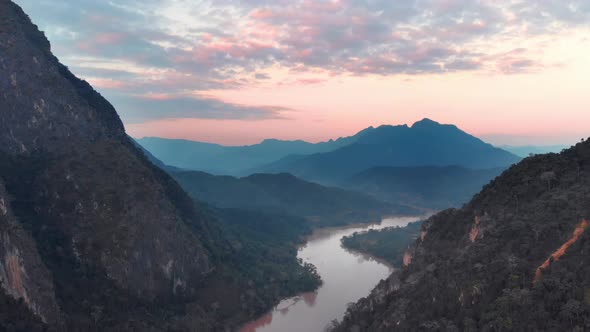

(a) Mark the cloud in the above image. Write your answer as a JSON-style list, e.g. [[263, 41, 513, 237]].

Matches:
[[108, 94, 291, 123], [482, 48, 546, 74], [13, 0, 590, 122], [17, 1, 590, 78], [254, 72, 270, 80]]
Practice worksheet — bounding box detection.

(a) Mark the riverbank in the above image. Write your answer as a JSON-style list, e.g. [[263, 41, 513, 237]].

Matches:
[[240, 216, 422, 332], [340, 220, 424, 267]]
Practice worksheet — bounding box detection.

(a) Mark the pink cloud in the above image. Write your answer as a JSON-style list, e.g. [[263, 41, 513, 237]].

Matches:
[[95, 32, 129, 45], [76, 32, 130, 52], [137, 93, 177, 101], [249, 8, 275, 19]]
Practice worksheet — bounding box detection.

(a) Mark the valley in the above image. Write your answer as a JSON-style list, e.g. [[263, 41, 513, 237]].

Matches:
[[241, 216, 421, 332], [2, 1, 588, 331]]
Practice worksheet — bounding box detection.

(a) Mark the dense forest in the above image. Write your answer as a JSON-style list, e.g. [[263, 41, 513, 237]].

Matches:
[[187, 202, 323, 327], [334, 139, 590, 331], [341, 221, 423, 266], [0, 291, 48, 332]]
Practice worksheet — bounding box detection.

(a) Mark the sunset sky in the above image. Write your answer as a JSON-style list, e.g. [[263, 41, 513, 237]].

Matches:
[[15, 0, 590, 146]]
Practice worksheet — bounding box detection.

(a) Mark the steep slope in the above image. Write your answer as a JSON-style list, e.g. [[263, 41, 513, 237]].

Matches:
[[0, 0, 217, 328], [0, 2, 314, 330], [260, 119, 520, 183], [137, 135, 357, 175], [335, 139, 590, 331], [344, 166, 505, 209], [0, 179, 62, 328], [171, 171, 419, 226]]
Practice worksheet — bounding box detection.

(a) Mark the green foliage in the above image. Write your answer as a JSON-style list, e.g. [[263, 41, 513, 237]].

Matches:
[[341, 221, 423, 266], [213, 206, 322, 294], [335, 138, 590, 331]]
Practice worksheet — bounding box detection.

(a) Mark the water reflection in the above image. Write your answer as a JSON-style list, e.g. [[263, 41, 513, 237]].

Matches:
[[241, 216, 422, 332]]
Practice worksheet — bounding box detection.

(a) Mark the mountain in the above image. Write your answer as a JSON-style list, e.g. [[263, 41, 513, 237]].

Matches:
[[343, 166, 505, 209], [171, 171, 419, 226], [136, 135, 357, 175], [259, 119, 521, 184], [0, 1, 221, 329], [334, 139, 590, 331], [501, 145, 569, 157], [0, 2, 319, 330]]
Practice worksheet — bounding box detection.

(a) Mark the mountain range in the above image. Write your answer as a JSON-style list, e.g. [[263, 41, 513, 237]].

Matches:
[[137, 119, 521, 184], [138, 120, 521, 210], [259, 119, 520, 183], [138, 119, 521, 187], [136, 135, 356, 176]]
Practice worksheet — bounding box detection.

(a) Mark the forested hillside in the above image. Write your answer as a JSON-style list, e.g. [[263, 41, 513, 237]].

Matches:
[[335, 139, 590, 331]]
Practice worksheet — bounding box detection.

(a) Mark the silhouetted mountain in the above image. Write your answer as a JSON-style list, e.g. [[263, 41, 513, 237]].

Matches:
[[343, 166, 505, 209], [0, 2, 320, 330], [334, 139, 590, 331], [259, 119, 521, 184], [136, 135, 357, 175], [171, 171, 419, 226]]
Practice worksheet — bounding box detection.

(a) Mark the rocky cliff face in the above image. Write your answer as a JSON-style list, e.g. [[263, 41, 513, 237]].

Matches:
[[0, 179, 62, 326], [336, 140, 590, 331], [0, 1, 218, 329]]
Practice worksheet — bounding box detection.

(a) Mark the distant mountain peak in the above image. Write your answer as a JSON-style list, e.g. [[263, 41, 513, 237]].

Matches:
[[260, 138, 307, 145], [261, 138, 282, 143], [411, 118, 442, 128], [259, 119, 520, 182]]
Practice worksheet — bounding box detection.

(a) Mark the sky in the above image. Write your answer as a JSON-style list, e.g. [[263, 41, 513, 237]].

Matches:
[[14, 0, 590, 146]]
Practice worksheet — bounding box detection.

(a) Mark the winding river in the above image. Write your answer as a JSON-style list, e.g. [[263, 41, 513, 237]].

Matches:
[[241, 216, 421, 332]]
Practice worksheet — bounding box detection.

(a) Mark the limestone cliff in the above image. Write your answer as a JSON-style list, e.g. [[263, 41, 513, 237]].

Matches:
[[0, 179, 61, 326], [0, 0, 217, 329]]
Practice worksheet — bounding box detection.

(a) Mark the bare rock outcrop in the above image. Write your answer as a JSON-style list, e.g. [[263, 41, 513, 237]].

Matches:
[[0, 180, 62, 326]]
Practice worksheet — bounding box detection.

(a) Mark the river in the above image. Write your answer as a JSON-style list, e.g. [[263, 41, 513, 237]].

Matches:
[[240, 216, 422, 332]]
